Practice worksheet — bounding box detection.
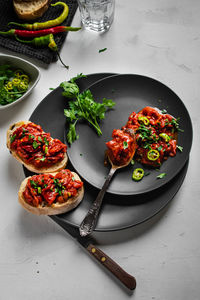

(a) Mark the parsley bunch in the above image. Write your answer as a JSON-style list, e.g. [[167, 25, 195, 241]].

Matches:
[[61, 74, 116, 144]]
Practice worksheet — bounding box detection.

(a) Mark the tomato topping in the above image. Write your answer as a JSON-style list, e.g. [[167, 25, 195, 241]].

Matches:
[[23, 169, 83, 207], [10, 122, 67, 168], [107, 106, 178, 168], [106, 129, 136, 165]]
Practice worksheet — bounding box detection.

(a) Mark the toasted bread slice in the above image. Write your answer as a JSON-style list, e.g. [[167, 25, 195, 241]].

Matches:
[[18, 172, 84, 215], [7, 121, 68, 174], [13, 0, 50, 20]]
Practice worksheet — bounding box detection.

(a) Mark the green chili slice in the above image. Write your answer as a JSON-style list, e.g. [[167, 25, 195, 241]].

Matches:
[[147, 149, 160, 161], [138, 116, 149, 126], [132, 168, 144, 181], [159, 133, 170, 142]]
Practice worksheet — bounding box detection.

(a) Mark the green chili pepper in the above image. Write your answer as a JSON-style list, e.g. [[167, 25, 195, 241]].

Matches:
[[132, 168, 144, 181], [147, 149, 160, 161], [15, 34, 68, 69], [138, 116, 149, 126], [8, 2, 69, 30], [159, 133, 170, 142]]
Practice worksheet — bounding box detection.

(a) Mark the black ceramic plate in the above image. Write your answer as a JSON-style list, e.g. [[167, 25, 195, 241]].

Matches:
[[66, 74, 193, 195], [24, 73, 190, 231]]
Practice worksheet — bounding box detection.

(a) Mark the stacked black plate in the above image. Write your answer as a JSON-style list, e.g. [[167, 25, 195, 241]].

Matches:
[[24, 73, 193, 232]]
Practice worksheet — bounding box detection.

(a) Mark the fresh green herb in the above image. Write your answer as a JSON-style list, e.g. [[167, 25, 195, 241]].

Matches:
[[44, 146, 48, 154], [30, 180, 38, 188], [161, 109, 167, 114], [123, 141, 128, 149], [28, 134, 34, 140], [37, 187, 42, 194], [53, 178, 64, 195], [99, 48, 107, 53], [158, 146, 163, 151], [170, 118, 184, 132], [33, 141, 39, 149], [136, 125, 157, 148], [38, 136, 42, 142], [72, 177, 75, 181], [35, 156, 46, 161], [10, 134, 16, 143], [144, 171, 150, 176], [131, 159, 135, 165], [157, 173, 166, 179], [177, 145, 183, 152], [43, 137, 49, 145], [61, 81, 79, 98], [70, 73, 87, 83], [61, 74, 115, 144], [49, 88, 54, 90], [22, 127, 26, 137]]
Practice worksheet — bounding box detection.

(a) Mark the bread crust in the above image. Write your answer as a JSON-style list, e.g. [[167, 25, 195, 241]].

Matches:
[[13, 0, 50, 20], [18, 172, 84, 215], [7, 121, 68, 174]]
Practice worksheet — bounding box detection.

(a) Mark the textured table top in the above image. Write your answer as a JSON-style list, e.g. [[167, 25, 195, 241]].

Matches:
[[0, 0, 199, 299]]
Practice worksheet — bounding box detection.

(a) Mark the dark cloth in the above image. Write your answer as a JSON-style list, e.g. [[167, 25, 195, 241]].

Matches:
[[0, 0, 78, 64]]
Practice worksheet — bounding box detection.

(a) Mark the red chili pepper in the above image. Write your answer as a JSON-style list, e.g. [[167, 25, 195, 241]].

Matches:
[[0, 26, 81, 38]]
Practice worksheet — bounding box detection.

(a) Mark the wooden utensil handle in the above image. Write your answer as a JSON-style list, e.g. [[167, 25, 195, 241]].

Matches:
[[87, 244, 136, 290]]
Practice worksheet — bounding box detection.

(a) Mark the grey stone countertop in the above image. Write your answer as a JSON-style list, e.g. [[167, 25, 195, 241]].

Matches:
[[0, 0, 199, 299]]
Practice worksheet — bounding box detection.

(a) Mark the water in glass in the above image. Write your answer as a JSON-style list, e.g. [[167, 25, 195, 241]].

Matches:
[[77, 0, 115, 32]]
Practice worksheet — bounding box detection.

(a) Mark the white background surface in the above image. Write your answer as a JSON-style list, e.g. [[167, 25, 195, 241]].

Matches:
[[0, 0, 199, 299]]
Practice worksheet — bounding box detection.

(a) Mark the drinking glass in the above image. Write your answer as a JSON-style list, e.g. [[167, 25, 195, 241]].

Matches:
[[77, 0, 115, 32]]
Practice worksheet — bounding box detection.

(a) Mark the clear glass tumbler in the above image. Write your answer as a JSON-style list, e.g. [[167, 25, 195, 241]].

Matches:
[[77, 0, 115, 32]]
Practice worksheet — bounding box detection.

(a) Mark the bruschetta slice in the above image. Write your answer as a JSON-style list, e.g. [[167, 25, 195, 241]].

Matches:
[[7, 121, 68, 173], [18, 169, 84, 215]]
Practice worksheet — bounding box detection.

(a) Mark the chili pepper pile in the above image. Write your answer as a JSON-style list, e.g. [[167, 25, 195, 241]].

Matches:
[[0, 65, 30, 105], [0, 1, 81, 68]]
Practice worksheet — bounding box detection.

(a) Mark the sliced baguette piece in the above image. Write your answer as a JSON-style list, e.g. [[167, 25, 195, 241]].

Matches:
[[7, 121, 68, 174], [13, 0, 50, 20], [18, 172, 84, 215]]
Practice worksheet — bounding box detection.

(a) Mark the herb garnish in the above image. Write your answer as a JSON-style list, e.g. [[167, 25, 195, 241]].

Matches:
[[99, 48, 107, 53], [33, 141, 39, 149], [43, 137, 49, 145], [10, 134, 16, 143], [136, 125, 157, 148], [157, 173, 166, 179], [61, 74, 116, 144], [30, 180, 38, 188], [123, 141, 128, 149], [177, 145, 183, 152], [53, 178, 65, 196], [170, 118, 184, 132], [131, 159, 135, 165]]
